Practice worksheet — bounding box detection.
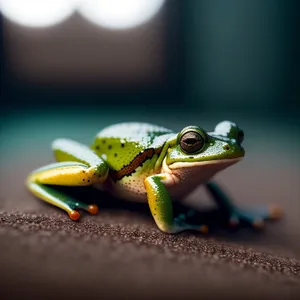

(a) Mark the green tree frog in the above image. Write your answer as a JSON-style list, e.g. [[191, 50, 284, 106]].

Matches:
[[26, 121, 282, 233]]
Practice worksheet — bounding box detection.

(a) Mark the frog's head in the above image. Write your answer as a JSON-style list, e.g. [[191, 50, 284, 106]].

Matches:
[[165, 121, 245, 180]]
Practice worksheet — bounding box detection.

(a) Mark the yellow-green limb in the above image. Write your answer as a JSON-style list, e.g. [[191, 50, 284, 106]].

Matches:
[[26, 139, 109, 220], [27, 181, 98, 220], [144, 174, 208, 234]]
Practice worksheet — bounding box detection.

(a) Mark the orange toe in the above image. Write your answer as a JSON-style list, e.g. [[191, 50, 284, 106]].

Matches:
[[69, 210, 80, 221], [88, 204, 99, 215], [269, 204, 283, 219], [199, 225, 209, 234]]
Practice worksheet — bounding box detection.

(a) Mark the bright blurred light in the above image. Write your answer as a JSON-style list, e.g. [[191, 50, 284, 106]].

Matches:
[[78, 0, 165, 30], [0, 0, 77, 28]]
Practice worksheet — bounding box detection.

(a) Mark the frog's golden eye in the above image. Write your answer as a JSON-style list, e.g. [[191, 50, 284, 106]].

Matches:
[[238, 130, 244, 144], [180, 131, 205, 154]]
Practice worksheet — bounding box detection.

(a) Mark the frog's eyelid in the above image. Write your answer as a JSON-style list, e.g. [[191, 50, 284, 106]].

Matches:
[[178, 127, 207, 142]]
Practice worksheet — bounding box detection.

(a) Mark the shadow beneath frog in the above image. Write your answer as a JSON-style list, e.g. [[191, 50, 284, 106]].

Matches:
[[49, 185, 277, 244]]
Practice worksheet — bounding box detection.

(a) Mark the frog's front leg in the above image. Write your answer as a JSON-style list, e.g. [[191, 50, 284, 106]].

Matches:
[[26, 139, 109, 220], [144, 174, 208, 234], [205, 182, 283, 229]]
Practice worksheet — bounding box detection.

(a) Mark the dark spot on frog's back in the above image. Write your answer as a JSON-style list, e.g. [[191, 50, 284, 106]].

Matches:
[[114, 153, 118, 157], [108, 145, 112, 150], [121, 143, 125, 148]]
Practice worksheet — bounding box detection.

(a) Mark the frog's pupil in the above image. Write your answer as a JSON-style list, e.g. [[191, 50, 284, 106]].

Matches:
[[184, 138, 197, 144]]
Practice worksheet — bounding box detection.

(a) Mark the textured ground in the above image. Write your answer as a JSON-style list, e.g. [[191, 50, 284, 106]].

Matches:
[[1, 111, 300, 300]]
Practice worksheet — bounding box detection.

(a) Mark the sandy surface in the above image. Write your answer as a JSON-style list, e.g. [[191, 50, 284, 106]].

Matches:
[[1, 165, 300, 300]]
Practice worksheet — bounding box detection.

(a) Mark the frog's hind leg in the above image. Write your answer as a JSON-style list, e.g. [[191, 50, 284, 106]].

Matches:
[[26, 139, 109, 220], [205, 182, 283, 229]]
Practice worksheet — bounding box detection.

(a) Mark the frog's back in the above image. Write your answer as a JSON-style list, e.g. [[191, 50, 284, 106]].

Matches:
[[91, 122, 174, 172]]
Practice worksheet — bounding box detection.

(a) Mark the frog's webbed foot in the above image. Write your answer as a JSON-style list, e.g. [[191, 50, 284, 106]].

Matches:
[[205, 182, 283, 230], [228, 204, 283, 229], [175, 214, 209, 233]]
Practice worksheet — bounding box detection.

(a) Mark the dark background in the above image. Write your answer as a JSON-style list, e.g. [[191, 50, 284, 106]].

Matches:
[[1, 1, 300, 299], [1, 0, 300, 113]]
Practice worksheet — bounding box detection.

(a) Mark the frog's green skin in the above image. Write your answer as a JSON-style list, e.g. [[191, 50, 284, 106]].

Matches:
[[26, 121, 282, 233]]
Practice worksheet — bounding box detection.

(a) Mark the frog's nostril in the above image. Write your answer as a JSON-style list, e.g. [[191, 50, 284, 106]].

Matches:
[[223, 144, 230, 151]]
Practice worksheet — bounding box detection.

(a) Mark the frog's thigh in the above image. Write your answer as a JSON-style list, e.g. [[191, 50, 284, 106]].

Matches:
[[27, 162, 107, 187], [144, 174, 208, 234]]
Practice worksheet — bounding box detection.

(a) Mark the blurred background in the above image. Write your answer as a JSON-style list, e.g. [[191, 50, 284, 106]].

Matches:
[[1, 0, 299, 113]]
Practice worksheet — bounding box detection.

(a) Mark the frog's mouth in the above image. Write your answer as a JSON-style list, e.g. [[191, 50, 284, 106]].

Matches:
[[168, 157, 242, 170]]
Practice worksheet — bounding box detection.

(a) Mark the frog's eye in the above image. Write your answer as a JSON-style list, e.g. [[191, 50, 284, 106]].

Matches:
[[238, 129, 244, 144], [180, 131, 205, 154]]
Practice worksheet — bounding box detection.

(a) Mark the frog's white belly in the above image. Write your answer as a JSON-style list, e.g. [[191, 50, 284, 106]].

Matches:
[[105, 180, 148, 203], [104, 170, 211, 204], [103, 167, 153, 203]]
